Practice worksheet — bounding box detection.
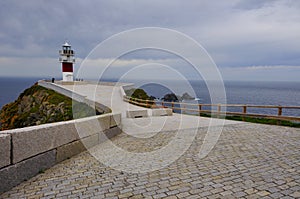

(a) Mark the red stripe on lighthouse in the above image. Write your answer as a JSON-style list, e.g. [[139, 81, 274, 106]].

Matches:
[[62, 63, 73, 72]]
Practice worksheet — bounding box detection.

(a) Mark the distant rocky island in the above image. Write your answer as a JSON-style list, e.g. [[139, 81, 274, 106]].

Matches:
[[0, 83, 103, 131], [125, 88, 194, 102], [125, 88, 153, 100], [162, 92, 194, 102]]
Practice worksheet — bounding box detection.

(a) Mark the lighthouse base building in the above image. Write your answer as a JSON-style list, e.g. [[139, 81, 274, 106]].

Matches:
[[62, 63, 74, 82], [59, 42, 75, 82]]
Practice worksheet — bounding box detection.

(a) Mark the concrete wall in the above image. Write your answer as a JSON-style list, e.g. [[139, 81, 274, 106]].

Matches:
[[120, 83, 134, 97], [0, 113, 121, 194], [38, 80, 111, 114]]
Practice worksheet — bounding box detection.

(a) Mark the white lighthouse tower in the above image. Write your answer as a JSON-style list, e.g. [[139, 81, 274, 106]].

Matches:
[[59, 42, 75, 81]]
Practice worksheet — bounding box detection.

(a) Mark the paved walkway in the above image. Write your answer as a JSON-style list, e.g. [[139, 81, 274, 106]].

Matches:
[[1, 82, 300, 198], [60, 82, 147, 117], [1, 122, 299, 199]]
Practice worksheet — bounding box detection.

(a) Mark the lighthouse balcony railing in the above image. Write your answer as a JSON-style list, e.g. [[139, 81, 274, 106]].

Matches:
[[59, 50, 74, 55], [59, 58, 75, 63]]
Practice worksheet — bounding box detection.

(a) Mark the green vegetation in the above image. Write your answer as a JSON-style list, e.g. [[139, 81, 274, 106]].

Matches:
[[196, 113, 300, 128], [225, 115, 300, 128], [0, 83, 102, 131], [125, 88, 150, 100], [125, 88, 156, 108]]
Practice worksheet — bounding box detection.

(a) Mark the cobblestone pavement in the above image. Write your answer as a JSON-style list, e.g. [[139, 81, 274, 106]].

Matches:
[[1, 122, 300, 199]]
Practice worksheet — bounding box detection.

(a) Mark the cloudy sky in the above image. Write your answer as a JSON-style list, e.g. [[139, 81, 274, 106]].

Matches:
[[0, 0, 300, 81]]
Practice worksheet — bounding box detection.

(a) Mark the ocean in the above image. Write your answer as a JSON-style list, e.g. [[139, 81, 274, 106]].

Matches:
[[0, 77, 45, 109], [139, 80, 300, 117], [0, 77, 299, 117]]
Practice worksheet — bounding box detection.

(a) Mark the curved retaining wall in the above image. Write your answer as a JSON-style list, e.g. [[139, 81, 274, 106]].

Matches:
[[0, 82, 122, 194], [38, 80, 111, 114], [120, 83, 134, 97], [0, 113, 121, 193]]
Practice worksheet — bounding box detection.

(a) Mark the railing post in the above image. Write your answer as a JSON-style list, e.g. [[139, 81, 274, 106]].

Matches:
[[243, 105, 247, 121], [277, 106, 282, 125], [217, 104, 221, 118], [172, 102, 174, 112], [278, 106, 282, 116], [161, 101, 164, 108], [198, 104, 202, 116]]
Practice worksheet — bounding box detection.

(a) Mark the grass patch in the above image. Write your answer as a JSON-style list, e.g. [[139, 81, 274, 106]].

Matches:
[[196, 112, 300, 128], [225, 115, 300, 128]]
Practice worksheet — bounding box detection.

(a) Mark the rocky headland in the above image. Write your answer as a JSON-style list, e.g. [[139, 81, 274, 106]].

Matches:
[[0, 83, 103, 131]]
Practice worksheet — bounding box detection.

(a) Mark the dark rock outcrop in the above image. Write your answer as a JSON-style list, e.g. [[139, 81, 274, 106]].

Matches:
[[181, 92, 194, 100], [0, 83, 101, 131], [125, 88, 150, 100], [162, 93, 179, 102]]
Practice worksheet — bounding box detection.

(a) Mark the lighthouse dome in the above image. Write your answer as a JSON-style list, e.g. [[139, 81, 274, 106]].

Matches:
[[63, 42, 71, 47]]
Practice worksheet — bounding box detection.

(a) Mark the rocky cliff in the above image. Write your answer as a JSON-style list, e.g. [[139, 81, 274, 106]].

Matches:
[[0, 83, 102, 131]]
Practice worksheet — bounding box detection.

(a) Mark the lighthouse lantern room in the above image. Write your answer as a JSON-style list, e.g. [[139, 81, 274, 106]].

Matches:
[[59, 42, 75, 81]]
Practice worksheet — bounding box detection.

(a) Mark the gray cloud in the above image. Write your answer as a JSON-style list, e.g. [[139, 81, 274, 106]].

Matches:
[[0, 0, 299, 81]]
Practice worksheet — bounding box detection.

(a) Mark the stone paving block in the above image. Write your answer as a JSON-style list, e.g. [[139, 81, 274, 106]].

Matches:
[[74, 116, 103, 138], [103, 127, 122, 140], [164, 196, 177, 199], [118, 192, 133, 198], [176, 192, 190, 198], [0, 150, 55, 194], [126, 110, 148, 118], [81, 133, 100, 149], [56, 140, 86, 163], [11, 122, 78, 163], [73, 114, 112, 139], [56, 129, 113, 163], [97, 114, 111, 131], [152, 108, 173, 116], [94, 101, 111, 114], [76, 114, 121, 139], [290, 191, 300, 198], [110, 114, 121, 127], [0, 134, 11, 168]]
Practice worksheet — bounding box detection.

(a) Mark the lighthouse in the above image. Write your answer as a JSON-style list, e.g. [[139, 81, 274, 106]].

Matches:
[[59, 42, 75, 81]]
